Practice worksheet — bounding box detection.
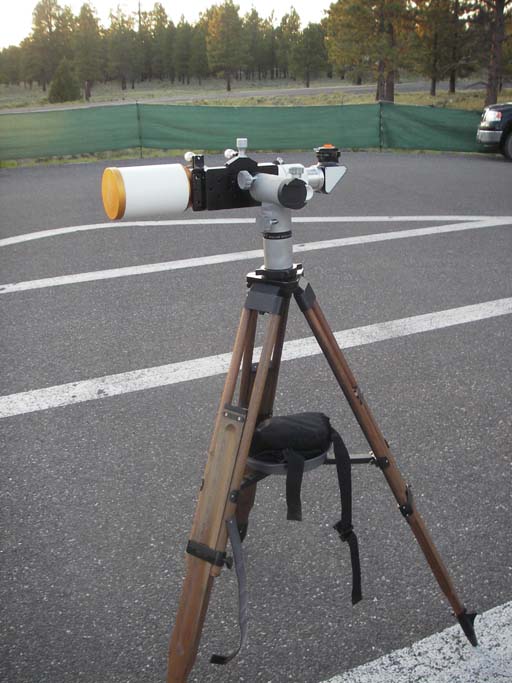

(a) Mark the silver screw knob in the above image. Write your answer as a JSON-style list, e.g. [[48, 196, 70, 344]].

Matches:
[[237, 170, 254, 191]]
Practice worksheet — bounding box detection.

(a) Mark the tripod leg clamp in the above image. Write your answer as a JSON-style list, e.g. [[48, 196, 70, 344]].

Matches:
[[186, 540, 233, 569], [398, 485, 414, 519], [294, 281, 316, 312]]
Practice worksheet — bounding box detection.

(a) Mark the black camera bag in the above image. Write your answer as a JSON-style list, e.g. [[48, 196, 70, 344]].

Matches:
[[249, 411, 361, 605], [212, 412, 362, 666]]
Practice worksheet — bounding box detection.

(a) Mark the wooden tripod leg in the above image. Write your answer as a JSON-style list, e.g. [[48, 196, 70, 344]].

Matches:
[[299, 293, 476, 643], [262, 304, 289, 415], [235, 310, 260, 533], [167, 311, 283, 683], [238, 310, 258, 409], [236, 304, 290, 532]]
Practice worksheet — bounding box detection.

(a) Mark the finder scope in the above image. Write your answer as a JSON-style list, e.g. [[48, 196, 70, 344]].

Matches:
[[101, 139, 347, 221]]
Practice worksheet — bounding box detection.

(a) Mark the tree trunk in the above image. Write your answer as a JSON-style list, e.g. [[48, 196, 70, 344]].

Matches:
[[449, 0, 459, 93], [384, 16, 396, 103], [431, 31, 438, 97], [449, 70, 456, 94], [226, 71, 231, 91], [84, 79, 92, 101], [384, 70, 395, 102], [485, 0, 506, 106], [121, 75, 127, 90], [376, 60, 385, 100], [305, 68, 310, 88]]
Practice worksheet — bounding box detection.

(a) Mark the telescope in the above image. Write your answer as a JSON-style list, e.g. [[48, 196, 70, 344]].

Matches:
[[101, 139, 478, 682], [102, 138, 346, 220], [102, 139, 346, 275]]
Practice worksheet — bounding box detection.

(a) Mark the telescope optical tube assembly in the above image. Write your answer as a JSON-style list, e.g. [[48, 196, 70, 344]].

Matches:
[[102, 164, 191, 220]]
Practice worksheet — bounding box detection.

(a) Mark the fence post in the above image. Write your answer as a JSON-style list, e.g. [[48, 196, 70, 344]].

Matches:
[[378, 101, 383, 150]]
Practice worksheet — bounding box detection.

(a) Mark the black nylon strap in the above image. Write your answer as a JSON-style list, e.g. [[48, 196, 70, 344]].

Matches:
[[186, 540, 232, 569], [331, 429, 362, 605], [210, 517, 248, 665], [285, 448, 305, 521]]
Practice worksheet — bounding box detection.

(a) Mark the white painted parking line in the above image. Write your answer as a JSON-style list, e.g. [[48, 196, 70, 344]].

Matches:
[[1, 215, 506, 248], [1, 218, 511, 294], [1, 297, 511, 418], [321, 600, 512, 683]]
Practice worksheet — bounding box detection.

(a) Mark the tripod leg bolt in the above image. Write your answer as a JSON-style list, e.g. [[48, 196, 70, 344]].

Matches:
[[398, 486, 414, 518]]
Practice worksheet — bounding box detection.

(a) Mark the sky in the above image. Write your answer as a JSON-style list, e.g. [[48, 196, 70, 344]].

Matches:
[[0, 0, 334, 49]]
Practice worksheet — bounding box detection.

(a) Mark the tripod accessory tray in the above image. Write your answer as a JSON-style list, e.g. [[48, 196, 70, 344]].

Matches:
[[247, 450, 327, 475]]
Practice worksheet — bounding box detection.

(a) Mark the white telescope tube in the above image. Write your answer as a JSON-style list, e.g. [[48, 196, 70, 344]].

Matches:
[[102, 164, 191, 220]]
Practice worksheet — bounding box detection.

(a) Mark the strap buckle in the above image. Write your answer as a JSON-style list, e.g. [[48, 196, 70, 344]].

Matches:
[[333, 520, 354, 542]]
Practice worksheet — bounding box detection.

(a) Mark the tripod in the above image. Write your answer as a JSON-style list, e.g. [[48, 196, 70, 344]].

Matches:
[[167, 204, 477, 683]]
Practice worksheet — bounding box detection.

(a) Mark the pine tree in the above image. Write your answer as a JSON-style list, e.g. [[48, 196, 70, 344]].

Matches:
[[106, 8, 140, 90], [0, 46, 21, 84], [150, 3, 169, 80], [290, 23, 328, 87], [480, 0, 512, 104], [260, 14, 278, 79], [48, 56, 80, 101], [189, 22, 209, 84], [74, 3, 103, 100], [174, 18, 192, 84], [276, 9, 301, 78], [242, 9, 264, 80], [165, 21, 176, 82], [412, 0, 453, 96], [138, 9, 154, 81], [31, 0, 64, 90], [325, 0, 411, 102], [206, 0, 244, 91], [19, 37, 40, 87]]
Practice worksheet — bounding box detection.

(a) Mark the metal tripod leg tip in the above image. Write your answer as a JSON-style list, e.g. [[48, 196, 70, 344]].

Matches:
[[457, 608, 478, 646]]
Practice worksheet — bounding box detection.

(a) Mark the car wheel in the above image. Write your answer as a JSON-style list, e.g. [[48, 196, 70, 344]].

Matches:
[[501, 131, 512, 160]]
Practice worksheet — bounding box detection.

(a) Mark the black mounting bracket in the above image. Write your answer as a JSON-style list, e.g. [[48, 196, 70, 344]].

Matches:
[[186, 540, 233, 569]]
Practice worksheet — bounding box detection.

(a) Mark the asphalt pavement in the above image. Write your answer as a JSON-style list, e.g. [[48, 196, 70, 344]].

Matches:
[[1, 149, 511, 683]]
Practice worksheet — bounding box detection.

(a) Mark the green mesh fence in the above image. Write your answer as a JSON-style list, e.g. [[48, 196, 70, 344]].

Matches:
[[0, 102, 483, 161], [0, 105, 140, 160], [139, 103, 380, 151], [380, 102, 482, 152]]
